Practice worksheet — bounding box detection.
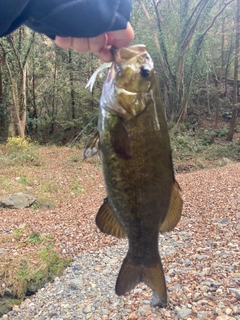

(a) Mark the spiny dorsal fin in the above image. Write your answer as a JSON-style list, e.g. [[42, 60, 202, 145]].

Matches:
[[83, 130, 100, 159], [159, 181, 183, 232], [96, 198, 127, 238]]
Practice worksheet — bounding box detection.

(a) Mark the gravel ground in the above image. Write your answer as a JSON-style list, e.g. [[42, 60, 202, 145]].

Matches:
[[4, 229, 240, 319], [1, 158, 240, 320]]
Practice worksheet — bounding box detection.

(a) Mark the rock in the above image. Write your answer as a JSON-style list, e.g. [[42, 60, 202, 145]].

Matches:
[[225, 308, 232, 315], [0, 192, 36, 209], [216, 288, 223, 294], [219, 217, 228, 224], [215, 316, 235, 320], [177, 307, 192, 319], [196, 299, 209, 305], [200, 285, 209, 292], [0, 249, 8, 254], [232, 273, 240, 278], [151, 291, 165, 307], [193, 292, 201, 299], [83, 304, 92, 314], [197, 311, 207, 318], [229, 288, 240, 299], [68, 279, 83, 290], [12, 305, 20, 312]]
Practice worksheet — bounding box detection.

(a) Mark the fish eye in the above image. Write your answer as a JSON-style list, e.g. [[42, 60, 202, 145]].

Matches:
[[140, 66, 150, 78]]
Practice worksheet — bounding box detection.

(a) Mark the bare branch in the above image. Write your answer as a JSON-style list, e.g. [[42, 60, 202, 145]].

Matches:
[[6, 35, 23, 71], [181, 0, 209, 53], [202, 0, 234, 38]]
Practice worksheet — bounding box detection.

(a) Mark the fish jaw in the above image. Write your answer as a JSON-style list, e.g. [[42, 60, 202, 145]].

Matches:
[[101, 45, 154, 121]]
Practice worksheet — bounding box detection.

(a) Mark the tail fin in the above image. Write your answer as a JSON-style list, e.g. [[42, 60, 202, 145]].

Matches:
[[115, 255, 168, 306]]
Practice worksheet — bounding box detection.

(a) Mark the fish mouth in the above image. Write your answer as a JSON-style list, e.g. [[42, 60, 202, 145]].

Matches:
[[115, 88, 138, 96]]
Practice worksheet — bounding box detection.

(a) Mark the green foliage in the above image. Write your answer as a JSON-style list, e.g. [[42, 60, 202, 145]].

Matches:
[[0, 1, 237, 142], [2, 179, 11, 186], [32, 198, 56, 210], [19, 176, 29, 184], [27, 232, 44, 244], [40, 181, 60, 193], [215, 127, 228, 138], [71, 184, 85, 194], [1, 227, 70, 301], [13, 226, 28, 238], [0, 137, 41, 167], [170, 125, 240, 170]]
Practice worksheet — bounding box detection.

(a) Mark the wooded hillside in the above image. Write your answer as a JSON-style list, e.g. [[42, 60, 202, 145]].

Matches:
[[0, 0, 239, 144]]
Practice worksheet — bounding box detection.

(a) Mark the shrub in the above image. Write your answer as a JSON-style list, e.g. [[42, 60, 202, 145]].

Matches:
[[1, 137, 41, 166]]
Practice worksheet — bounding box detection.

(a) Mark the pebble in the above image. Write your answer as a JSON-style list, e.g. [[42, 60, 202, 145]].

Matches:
[[219, 217, 228, 223], [200, 285, 209, 292], [83, 304, 92, 314], [229, 287, 240, 299], [225, 308, 232, 315], [177, 307, 192, 319], [2, 216, 239, 320], [197, 311, 207, 318], [215, 316, 236, 320], [68, 279, 83, 290]]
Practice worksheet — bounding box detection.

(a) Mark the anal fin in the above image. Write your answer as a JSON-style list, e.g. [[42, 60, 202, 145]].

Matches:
[[96, 198, 127, 238], [159, 181, 183, 232]]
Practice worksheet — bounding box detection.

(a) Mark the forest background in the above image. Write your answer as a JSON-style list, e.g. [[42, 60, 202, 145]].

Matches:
[[0, 0, 240, 153], [0, 1, 240, 315]]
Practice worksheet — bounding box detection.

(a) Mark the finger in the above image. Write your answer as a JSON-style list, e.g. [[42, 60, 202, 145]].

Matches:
[[88, 34, 107, 54], [71, 37, 90, 53], [55, 36, 72, 49], [107, 22, 134, 48], [98, 46, 113, 62]]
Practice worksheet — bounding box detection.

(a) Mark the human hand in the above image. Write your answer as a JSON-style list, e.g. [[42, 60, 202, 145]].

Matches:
[[54, 22, 134, 62]]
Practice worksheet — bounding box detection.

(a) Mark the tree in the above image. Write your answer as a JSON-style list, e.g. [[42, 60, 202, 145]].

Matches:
[[134, 0, 234, 122], [0, 28, 35, 138], [226, 0, 240, 141]]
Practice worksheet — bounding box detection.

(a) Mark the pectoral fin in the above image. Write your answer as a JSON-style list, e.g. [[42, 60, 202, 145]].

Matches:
[[159, 181, 183, 232], [83, 130, 100, 159], [109, 117, 131, 159], [96, 198, 127, 238]]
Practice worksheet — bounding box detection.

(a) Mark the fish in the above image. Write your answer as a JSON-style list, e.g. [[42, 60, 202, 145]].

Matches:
[[84, 44, 183, 306]]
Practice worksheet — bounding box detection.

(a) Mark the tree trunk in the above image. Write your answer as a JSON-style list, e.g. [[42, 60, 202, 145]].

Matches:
[[18, 66, 27, 138], [68, 49, 76, 120], [226, 0, 240, 141], [0, 63, 7, 140]]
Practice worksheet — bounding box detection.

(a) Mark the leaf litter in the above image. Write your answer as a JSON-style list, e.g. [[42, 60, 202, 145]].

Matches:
[[0, 146, 239, 319]]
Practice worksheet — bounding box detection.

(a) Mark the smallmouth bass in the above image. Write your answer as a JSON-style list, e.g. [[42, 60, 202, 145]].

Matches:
[[84, 45, 183, 306]]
